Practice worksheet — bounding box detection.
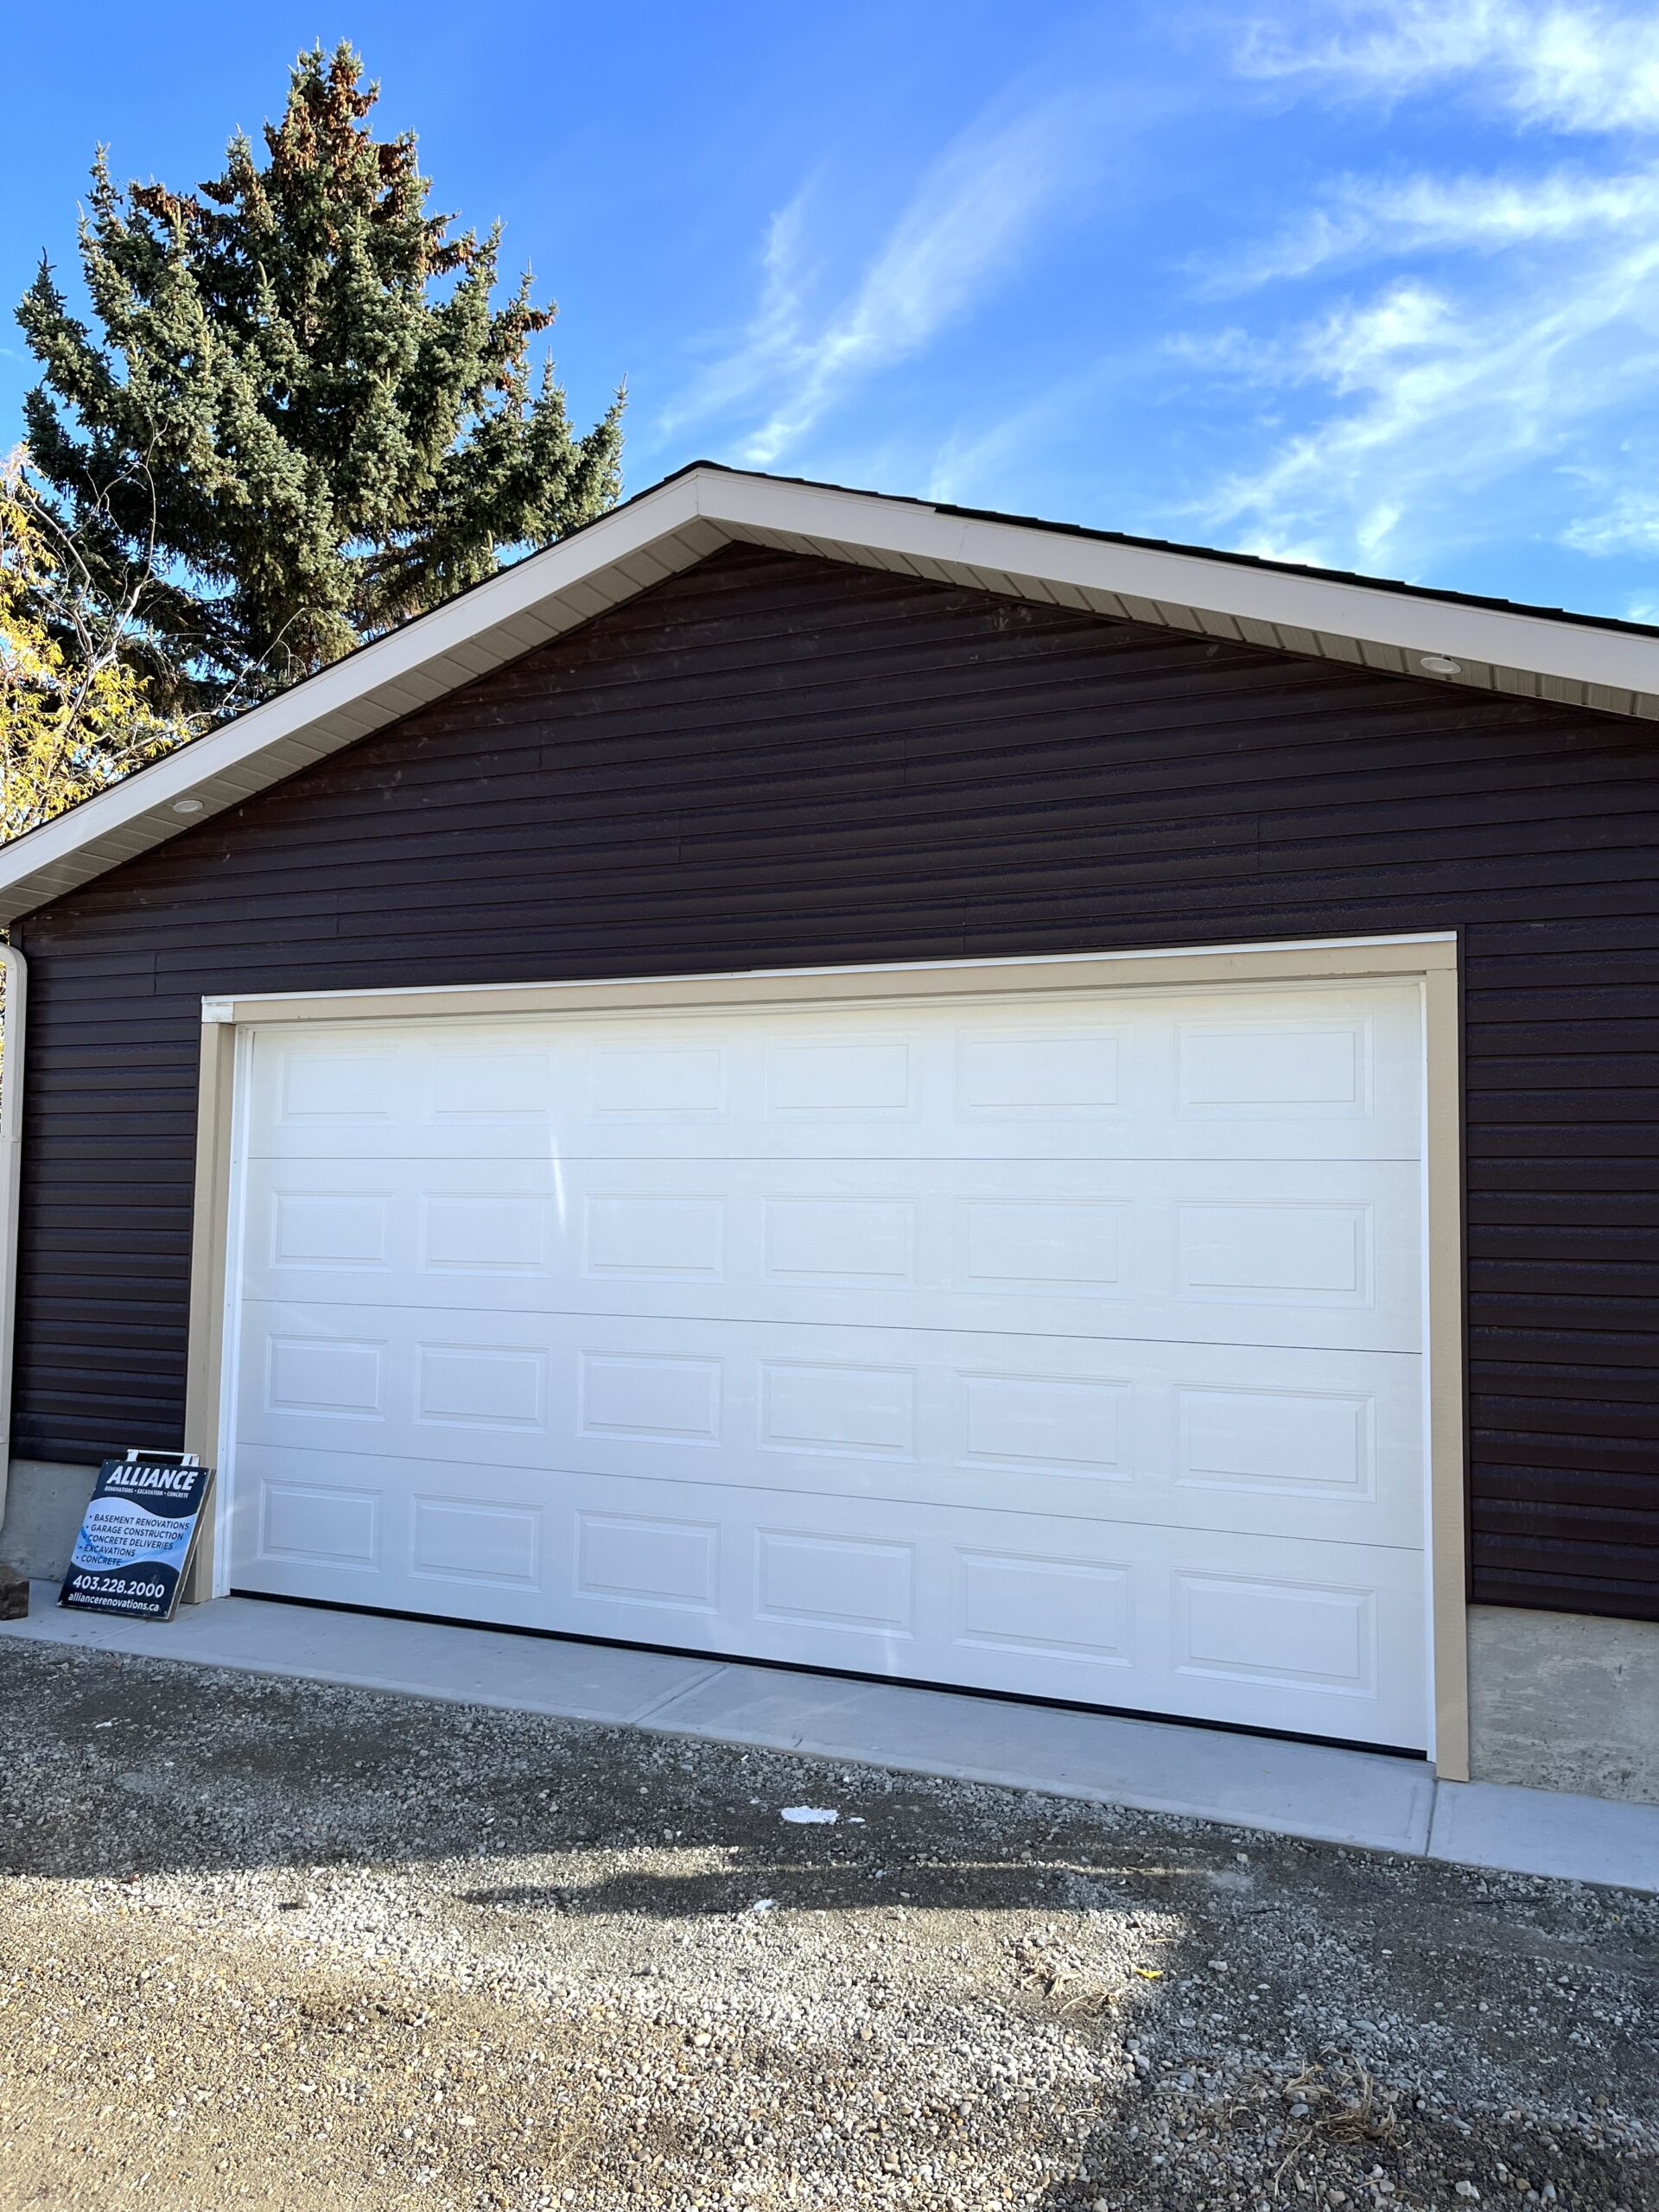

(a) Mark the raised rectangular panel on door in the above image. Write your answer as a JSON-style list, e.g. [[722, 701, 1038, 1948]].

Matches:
[[235, 1306, 1421, 1546], [230, 977, 1430, 1750], [242, 1154, 1418, 1349], [249, 987, 1420, 1160]]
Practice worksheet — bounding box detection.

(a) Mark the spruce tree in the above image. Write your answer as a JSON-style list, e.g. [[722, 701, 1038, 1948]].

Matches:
[[16, 42, 624, 709]]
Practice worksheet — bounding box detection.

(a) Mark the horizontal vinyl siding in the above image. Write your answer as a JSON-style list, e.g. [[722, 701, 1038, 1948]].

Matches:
[[13, 543, 1659, 1621]]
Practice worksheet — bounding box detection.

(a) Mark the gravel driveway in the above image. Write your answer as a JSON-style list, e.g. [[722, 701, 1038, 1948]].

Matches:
[[1, 1640, 1655, 2212]]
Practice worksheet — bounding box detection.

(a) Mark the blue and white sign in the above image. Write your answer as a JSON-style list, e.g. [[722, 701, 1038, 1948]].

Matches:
[[60, 1453, 215, 1621]]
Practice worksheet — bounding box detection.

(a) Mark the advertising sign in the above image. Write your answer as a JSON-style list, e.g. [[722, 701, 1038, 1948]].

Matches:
[[59, 1452, 215, 1622]]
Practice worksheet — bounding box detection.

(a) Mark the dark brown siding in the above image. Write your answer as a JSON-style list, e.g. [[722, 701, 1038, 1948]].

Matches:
[[13, 543, 1659, 1621]]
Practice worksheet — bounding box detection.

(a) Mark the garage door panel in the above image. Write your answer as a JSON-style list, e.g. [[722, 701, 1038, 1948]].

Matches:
[[240, 1154, 1421, 1351], [228, 1444, 1425, 1744], [247, 985, 1421, 1166], [237, 1302, 1424, 1548], [230, 978, 1430, 1751]]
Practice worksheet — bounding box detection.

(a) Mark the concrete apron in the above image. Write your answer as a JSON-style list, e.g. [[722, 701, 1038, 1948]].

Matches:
[[4, 1586, 1656, 1897]]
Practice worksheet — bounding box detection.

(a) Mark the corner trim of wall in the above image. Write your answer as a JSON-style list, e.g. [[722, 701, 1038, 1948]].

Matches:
[[0, 941, 29, 1530], [181, 1020, 237, 1602], [1425, 960, 1469, 1780]]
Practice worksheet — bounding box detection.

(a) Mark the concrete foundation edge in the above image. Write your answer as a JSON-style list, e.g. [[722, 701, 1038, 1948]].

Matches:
[[0, 1459, 98, 1582], [1466, 1603, 1659, 1805]]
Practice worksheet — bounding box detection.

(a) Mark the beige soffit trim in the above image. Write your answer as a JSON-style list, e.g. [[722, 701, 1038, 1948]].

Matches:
[[5, 459, 1655, 921]]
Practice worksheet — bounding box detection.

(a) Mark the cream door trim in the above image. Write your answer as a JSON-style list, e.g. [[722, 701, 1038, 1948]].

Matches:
[[182, 932, 1468, 1777]]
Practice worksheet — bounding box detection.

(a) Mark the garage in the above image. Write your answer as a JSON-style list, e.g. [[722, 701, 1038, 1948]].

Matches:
[[224, 976, 1428, 1747], [10, 461, 1659, 1799]]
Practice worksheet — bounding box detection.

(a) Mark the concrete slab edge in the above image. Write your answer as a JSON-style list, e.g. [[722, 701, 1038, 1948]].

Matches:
[[1426, 1779, 1658, 1896], [635, 1707, 1430, 1853], [5, 1590, 1655, 1896], [0, 1589, 725, 1728]]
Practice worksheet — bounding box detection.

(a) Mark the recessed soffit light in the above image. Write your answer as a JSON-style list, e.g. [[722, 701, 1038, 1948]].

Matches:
[[1419, 654, 1463, 677], [171, 798, 205, 815]]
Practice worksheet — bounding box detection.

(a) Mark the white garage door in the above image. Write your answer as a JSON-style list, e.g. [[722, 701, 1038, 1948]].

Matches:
[[226, 981, 1429, 1747]]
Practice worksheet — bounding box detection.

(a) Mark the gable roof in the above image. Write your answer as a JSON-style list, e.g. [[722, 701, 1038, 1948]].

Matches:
[[4, 459, 1658, 925]]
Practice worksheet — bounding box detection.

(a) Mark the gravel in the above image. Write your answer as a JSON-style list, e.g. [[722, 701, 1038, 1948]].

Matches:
[[1, 1639, 1655, 2210]]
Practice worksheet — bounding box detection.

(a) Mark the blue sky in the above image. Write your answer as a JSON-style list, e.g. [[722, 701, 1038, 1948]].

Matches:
[[8, 0, 1659, 619]]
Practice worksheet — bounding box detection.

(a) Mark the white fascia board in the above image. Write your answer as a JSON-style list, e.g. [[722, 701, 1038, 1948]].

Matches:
[[696, 473, 1659, 706]]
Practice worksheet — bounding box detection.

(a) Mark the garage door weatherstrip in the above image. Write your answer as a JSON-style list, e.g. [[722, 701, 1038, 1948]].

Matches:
[[178, 931, 1468, 1780]]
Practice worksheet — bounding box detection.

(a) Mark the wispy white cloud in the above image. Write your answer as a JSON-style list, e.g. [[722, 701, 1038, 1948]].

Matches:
[[1199, 166, 1659, 293], [656, 196, 816, 442], [1180, 243, 1659, 569], [923, 360, 1122, 511], [1562, 483, 1659, 552], [657, 89, 1107, 467], [1159, 2, 1659, 574], [1237, 1, 1659, 135], [1173, 279, 1465, 398]]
